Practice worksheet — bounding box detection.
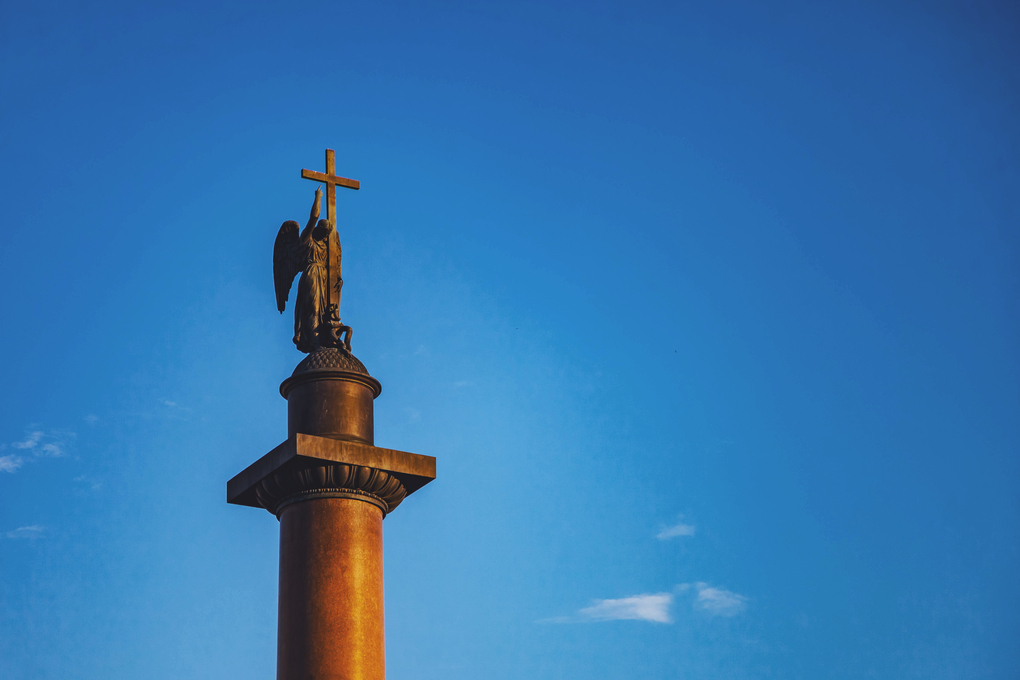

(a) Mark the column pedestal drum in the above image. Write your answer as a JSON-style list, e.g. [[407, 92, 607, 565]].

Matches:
[[228, 348, 436, 680]]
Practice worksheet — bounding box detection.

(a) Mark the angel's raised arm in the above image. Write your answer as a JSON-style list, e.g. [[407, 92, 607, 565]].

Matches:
[[305, 188, 323, 233]]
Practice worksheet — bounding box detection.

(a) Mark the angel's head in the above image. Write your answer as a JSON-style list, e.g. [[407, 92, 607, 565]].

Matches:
[[312, 218, 333, 239]]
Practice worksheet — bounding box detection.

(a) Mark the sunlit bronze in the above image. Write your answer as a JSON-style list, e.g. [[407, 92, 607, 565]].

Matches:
[[228, 149, 436, 680], [301, 148, 360, 229], [283, 371, 379, 446], [274, 149, 359, 354], [277, 498, 385, 680]]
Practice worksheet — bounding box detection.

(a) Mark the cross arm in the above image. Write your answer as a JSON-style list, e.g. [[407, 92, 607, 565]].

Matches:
[[300, 169, 360, 190]]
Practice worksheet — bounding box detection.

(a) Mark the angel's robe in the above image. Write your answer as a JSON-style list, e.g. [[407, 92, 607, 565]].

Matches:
[[293, 222, 342, 352]]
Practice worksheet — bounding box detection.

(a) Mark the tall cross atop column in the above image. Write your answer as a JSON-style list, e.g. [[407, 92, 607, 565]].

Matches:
[[301, 149, 360, 228]]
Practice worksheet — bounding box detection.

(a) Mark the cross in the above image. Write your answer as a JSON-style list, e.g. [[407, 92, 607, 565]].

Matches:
[[301, 148, 360, 228]]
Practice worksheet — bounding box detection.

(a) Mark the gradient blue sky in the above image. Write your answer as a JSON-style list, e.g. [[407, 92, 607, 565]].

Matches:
[[1, 1, 1018, 678]]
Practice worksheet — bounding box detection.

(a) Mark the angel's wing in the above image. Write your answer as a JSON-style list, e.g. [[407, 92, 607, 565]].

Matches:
[[273, 220, 301, 313]]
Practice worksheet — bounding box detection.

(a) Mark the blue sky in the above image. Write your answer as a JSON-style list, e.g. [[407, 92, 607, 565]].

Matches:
[[1, 1, 1017, 678]]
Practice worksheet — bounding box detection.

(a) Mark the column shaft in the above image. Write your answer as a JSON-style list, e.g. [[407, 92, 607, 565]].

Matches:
[[277, 497, 385, 680]]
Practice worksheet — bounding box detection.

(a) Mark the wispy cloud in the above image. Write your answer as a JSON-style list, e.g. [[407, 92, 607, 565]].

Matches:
[[0, 455, 24, 473], [5, 525, 44, 539], [691, 582, 747, 616], [74, 475, 103, 491], [453, 380, 474, 388], [578, 593, 673, 623], [160, 400, 192, 420], [657, 517, 696, 540], [12, 431, 43, 450], [6, 429, 74, 464], [547, 582, 748, 625], [39, 441, 65, 457], [84, 414, 99, 425]]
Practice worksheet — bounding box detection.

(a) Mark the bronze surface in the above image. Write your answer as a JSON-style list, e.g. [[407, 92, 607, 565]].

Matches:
[[226, 433, 436, 511], [230, 152, 437, 680], [285, 374, 378, 444], [256, 461, 407, 516], [277, 498, 385, 680], [301, 148, 360, 230], [274, 149, 360, 354], [290, 346, 372, 377], [273, 190, 349, 353]]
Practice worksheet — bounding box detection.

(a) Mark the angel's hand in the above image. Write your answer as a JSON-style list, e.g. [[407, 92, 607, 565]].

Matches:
[[310, 189, 323, 220]]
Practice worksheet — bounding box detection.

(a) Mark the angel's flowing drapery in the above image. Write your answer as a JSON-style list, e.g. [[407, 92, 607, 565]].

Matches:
[[273, 190, 343, 353], [292, 224, 341, 352]]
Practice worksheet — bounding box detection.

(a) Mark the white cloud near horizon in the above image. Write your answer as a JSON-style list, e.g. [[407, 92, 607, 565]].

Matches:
[[578, 593, 673, 623], [11, 429, 73, 458], [657, 517, 696, 540], [73, 474, 103, 491], [5, 525, 44, 539], [39, 442, 64, 456], [12, 431, 44, 450], [546, 581, 747, 625], [0, 455, 24, 473], [161, 400, 192, 419], [3, 429, 76, 471], [692, 582, 747, 616]]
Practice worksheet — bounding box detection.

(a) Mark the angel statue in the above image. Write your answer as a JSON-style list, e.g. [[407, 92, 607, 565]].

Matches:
[[273, 188, 352, 353]]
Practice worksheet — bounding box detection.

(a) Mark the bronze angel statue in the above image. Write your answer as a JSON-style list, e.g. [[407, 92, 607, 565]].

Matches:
[[273, 188, 352, 353]]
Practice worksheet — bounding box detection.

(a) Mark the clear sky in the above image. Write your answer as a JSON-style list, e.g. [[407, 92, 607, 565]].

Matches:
[[1, 1, 1017, 678]]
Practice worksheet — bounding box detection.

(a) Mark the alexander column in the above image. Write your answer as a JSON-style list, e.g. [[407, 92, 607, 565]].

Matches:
[[228, 149, 436, 680]]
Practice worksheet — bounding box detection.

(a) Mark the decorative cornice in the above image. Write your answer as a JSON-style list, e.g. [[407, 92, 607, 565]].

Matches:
[[280, 369, 382, 399], [255, 462, 407, 517], [273, 488, 390, 516], [227, 434, 435, 514]]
